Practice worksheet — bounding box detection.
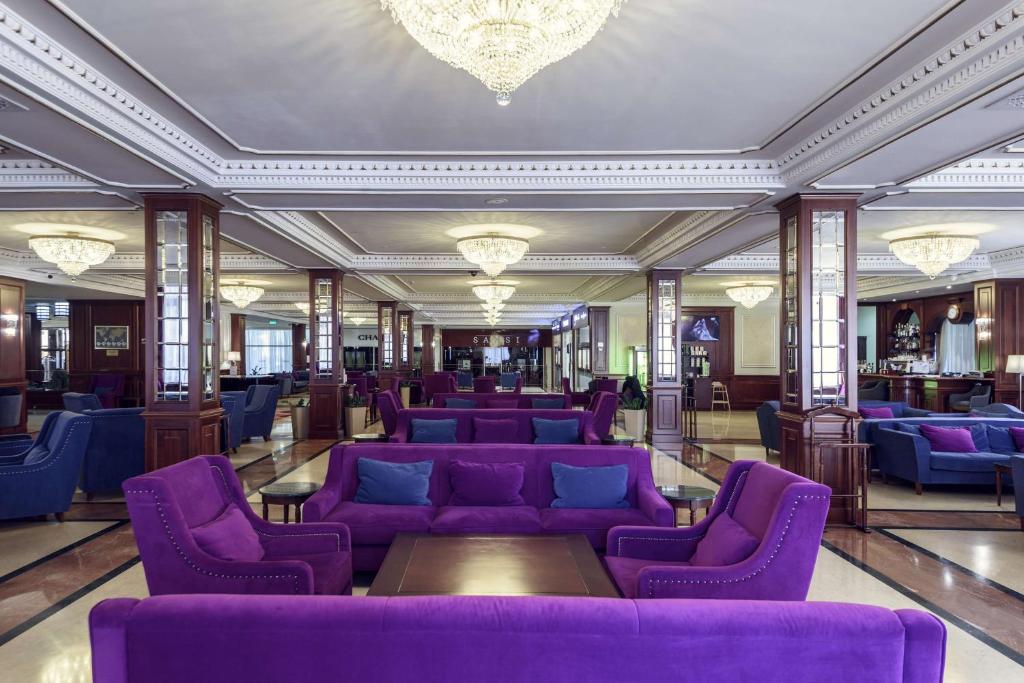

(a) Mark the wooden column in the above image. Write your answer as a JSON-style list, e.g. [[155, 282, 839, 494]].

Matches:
[[229, 313, 246, 374], [646, 270, 683, 446], [308, 270, 344, 439], [398, 310, 414, 373], [377, 301, 398, 378], [0, 277, 27, 435], [974, 279, 1024, 406], [142, 194, 224, 470], [589, 306, 610, 375], [421, 324, 436, 375], [291, 323, 307, 371], [775, 194, 860, 525], [24, 311, 41, 380]]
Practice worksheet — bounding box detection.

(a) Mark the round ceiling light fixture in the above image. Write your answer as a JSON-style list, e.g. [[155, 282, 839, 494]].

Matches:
[[28, 235, 114, 277], [725, 283, 775, 309], [294, 302, 310, 315], [220, 281, 266, 309], [457, 235, 530, 277], [888, 234, 980, 279], [471, 279, 518, 303]]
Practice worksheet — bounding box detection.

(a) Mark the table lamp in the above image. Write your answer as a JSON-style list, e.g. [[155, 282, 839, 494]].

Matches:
[[1006, 354, 1024, 408], [226, 351, 242, 376]]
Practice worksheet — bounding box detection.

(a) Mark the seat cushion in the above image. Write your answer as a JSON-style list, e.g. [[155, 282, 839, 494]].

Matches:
[[689, 512, 760, 567], [533, 418, 581, 444], [986, 425, 1017, 454], [410, 419, 458, 443], [604, 556, 689, 599], [325, 502, 434, 545], [355, 458, 433, 505], [486, 399, 519, 410], [449, 460, 525, 506], [190, 505, 264, 562], [540, 507, 651, 549], [550, 462, 629, 509], [929, 451, 1010, 473], [472, 417, 519, 444], [274, 550, 352, 595], [430, 506, 541, 534]]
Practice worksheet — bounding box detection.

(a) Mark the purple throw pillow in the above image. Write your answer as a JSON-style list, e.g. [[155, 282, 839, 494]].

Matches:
[[859, 406, 894, 419], [448, 460, 525, 506], [690, 512, 760, 567], [918, 424, 978, 453], [191, 504, 264, 562], [472, 417, 519, 444], [1010, 427, 1024, 453]]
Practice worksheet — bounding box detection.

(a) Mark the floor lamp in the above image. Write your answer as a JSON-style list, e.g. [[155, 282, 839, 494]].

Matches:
[[1007, 355, 1024, 409]]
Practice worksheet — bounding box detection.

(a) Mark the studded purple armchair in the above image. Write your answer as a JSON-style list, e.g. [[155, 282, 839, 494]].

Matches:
[[605, 460, 830, 600], [123, 455, 352, 596], [562, 376, 590, 408], [376, 389, 401, 437], [588, 391, 617, 440]]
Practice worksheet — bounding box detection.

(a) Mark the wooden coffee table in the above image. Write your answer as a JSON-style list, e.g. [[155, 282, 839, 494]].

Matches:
[[368, 534, 618, 598]]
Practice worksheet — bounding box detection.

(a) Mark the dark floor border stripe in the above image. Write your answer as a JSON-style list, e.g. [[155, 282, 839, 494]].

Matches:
[[0, 520, 128, 586], [870, 508, 1014, 514], [821, 540, 1024, 666], [0, 556, 141, 647], [666, 447, 724, 487], [873, 528, 1024, 604], [869, 525, 1021, 532]]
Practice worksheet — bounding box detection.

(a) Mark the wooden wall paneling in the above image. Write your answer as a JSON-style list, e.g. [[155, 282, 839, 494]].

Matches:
[[974, 282, 995, 373], [647, 271, 683, 445], [68, 300, 145, 403], [730, 375, 781, 410], [421, 324, 435, 375], [589, 306, 610, 374], [292, 323, 307, 371], [0, 277, 27, 434], [230, 313, 246, 374], [308, 270, 343, 439]]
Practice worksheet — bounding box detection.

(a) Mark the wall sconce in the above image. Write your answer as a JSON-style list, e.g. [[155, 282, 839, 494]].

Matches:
[[976, 316, 993, 341], [1, 313, 18, 337]]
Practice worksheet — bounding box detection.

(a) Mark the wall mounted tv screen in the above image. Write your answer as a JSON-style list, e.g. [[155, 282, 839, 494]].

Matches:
[[680, 315, 720, 342]]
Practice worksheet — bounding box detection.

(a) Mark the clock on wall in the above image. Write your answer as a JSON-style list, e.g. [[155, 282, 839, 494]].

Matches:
[[946, 303, 962, 323]]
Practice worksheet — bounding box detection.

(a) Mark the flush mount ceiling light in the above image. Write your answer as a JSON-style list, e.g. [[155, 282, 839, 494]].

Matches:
[[471, 279, 518, 303], [381, 0, 626, 106], [220, 281, 265, 309], [458, 235, 530, 277], [725, 284, 774, 309], [889, 234, 980, 279], [28, 235, 114, 277]]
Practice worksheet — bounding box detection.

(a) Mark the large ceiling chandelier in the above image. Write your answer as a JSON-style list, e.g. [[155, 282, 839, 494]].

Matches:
[[381, 0, 627, 106], [889, 234, 980, 279], [294, 302, 310, 315], [458, 235, 530, 277], [726, 284, 774, 309], [471, 280, 517, 303], [28, 235, 114, 277], [220, 282, 265, 309]]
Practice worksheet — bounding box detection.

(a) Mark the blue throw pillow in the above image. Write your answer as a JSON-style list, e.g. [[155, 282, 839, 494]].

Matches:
[[355, 458, 433, 505], [968, 423, 990, 452], [986, 425, 1016, 454], [445, 398, 477, 409], [532, 398, 565, 409], [550, 462, 629, 509], [532, 418, 580, 444], [898, 423, 921, 436], [410, 418, 458, 443]]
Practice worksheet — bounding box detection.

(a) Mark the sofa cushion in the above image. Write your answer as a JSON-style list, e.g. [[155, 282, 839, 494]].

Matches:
[[550, 462, 629, 509], [540, 507, 650, 548], [272, 550, 352, 595], [472, 417, 519, 444], [190, 504, 264, 562], [532, 418, 580, 444], [355, 458, 433, 505], [449, 460, 525, 506], [410, 419, 458, 444], [918, 424, 977, 453], [431, 505, 541, 534], [604, 556, 688, 599], [486, 399, 520, 410], [1011, 427, 1024, 453], [689, 512, 760, 567], [325, 502, 434, 545], [532, 398, 565, 409], [859, 406, 894, 419], [929, 451, 1011, 473], [445, 398, 477, 409], [986, 425, 1017, 454]]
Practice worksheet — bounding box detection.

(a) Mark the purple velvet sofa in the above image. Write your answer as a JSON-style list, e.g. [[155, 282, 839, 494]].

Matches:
[[304, 443, 673, 571], [391, 407, 602, 444], [605, 460, 830, 600], [123, 455, 352, 595], [431, 391, 570, 409], [89, 594, 946, 683]]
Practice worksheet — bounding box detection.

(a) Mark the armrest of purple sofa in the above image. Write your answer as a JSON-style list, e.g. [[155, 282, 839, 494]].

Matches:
[[606, 525, 706, 561], [302, 448, 346, 522], [233, 488, 350, 555]]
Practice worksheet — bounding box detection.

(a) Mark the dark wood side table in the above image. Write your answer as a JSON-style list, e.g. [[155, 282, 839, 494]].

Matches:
[[601, 435, 636, 447], [259, 482, 321, 523], [657, 485, 716, 527], [352, 433, 389, 443], [995, 463, 1012, 506]]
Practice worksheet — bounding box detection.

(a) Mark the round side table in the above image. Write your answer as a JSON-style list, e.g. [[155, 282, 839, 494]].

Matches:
[[259, 482, 321, 524], [601, 435, 636, 447], [657, 485, 716, 527], [352, 433, 389, 443]]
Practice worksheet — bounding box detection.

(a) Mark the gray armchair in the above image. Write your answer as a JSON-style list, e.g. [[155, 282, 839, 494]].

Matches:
[[970, 402, 1024, 418], [949, 384, 992, 412], [858, 380, 888, 402]]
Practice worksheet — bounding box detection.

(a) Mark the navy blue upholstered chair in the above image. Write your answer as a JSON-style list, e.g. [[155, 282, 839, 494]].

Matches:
[[0, 411, 92, 521], [220, 391, 246, 452], [63, 392, 104, 413], [80, 408, 144, 498], [457, 371, 474, 389], [756, 401, 781, 456], [242, 384, 280, 442], [1011, 455, 1024, 532]]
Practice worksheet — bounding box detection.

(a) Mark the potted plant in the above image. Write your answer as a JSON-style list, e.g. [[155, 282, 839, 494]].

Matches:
[[290, 398, 309, 440], [622, 396, 647, 441], [344, 393, 368, 437], [399, 380, 412, 408]]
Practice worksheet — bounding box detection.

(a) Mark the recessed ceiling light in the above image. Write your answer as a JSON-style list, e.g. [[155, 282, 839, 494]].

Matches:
[[485, 197, 508, 205], [946, 285, 952, 289]]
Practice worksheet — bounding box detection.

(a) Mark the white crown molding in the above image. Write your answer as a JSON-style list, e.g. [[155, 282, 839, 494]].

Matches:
[[0, 159, 96, 187], [636, 210, 749, 268], [350, 253, 639, 273], [909, 158, 1024, 187], [702, 251, 991, 274]]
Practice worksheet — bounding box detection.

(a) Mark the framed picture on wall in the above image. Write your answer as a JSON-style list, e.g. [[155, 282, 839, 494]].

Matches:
[[94, 325, 129, 350]]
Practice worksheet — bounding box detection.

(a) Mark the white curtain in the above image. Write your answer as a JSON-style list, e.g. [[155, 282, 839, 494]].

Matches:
[[937, 320, 976, 374], [245, 328, 292, 374]]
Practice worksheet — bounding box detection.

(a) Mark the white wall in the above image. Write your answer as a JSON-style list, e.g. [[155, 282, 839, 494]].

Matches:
[[857, 306, 877, 369]]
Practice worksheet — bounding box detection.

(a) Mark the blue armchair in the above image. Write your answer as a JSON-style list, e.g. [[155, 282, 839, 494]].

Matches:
[[243, 384, 280, 442], [971, 403, 1024, 418], [756, 400, 780, 456], [80, 408, 144, 498], [220, 391, 246, 452], [1011, 455, 1023, 531], [0, 411, 92, 521], [63, 392, 104, 413], [457, 370, 473, 389]]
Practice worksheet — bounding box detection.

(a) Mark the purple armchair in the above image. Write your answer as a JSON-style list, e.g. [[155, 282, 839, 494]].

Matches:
[[595, 378, 618, 394], [123, 455, 352, 596], [376, 389, 401, 437], [422, 373, 456, 403], [473, 375, 497, 393], [588, 391, 617, 440], [605, 460, 830, 600], [562, 376, 590, 408], [90, 373, 125, 409]]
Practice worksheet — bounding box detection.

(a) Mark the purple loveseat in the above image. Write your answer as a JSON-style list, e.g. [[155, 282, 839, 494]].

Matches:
[[391, 407, 601, 444], [431, 392, 570, 409], [605, 460, 830, 600], [89, 595, 946, 683], [303, 443, 673, 571]]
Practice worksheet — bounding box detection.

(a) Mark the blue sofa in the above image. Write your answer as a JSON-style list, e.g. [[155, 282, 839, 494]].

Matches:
[[872, 417, 1024, 494], [80, 408, 145, 497], [63, 392, 103, 413], [242, 384, 280, 442], [0, 411, 92, 520], [220, 391, 246, 452], [1011, 455, 1024, 530]]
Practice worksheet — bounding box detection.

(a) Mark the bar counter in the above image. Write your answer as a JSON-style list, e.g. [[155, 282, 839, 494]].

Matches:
[[858, 374, 993, 413]]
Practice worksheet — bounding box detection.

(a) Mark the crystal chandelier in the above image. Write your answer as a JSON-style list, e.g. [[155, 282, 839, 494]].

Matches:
[[381, 0, 626, 105], [28, 235, 114, 277], [889, 234, 980, 279], [220, 282, 265, 309], [295, 302, 310, 315], [726, 285, 774, 309], [472, 280, 517, 303], [458, 235, 530, 276], [350, 316, 367, 326]]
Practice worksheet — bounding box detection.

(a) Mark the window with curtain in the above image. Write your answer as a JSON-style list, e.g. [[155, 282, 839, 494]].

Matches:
[[938, 320, 976, 375], [246, 327, 292, 374]]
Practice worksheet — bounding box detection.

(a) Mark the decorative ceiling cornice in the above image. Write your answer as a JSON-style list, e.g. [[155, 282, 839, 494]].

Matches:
[[636, 210, 748, 268], [351, 253, 638, 273], [0, 248, 292, 273], [0, 159, 96, 187], [909, 158, 1024, 187], [701, 251, 991, 273]]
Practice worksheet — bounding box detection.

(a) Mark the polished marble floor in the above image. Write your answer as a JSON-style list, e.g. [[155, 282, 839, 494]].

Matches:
[[0, 405, 1021, 680]]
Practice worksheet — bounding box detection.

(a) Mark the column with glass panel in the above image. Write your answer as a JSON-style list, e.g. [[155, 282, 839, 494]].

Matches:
[[142, 194, 223, 471], [646, 270, 683, 445], [377, 302, 398, 378], [307, 270, 344, 439], [398, 310, 413, 372]]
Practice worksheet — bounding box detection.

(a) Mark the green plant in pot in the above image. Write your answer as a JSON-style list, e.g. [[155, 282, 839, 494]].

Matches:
[[290, 398, 309, 439], [621, 396, 647, 442], [344, 392, 369, 437]]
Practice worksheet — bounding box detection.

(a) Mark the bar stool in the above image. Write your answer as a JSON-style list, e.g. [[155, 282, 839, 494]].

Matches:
[[711, 381, 731, 412]]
